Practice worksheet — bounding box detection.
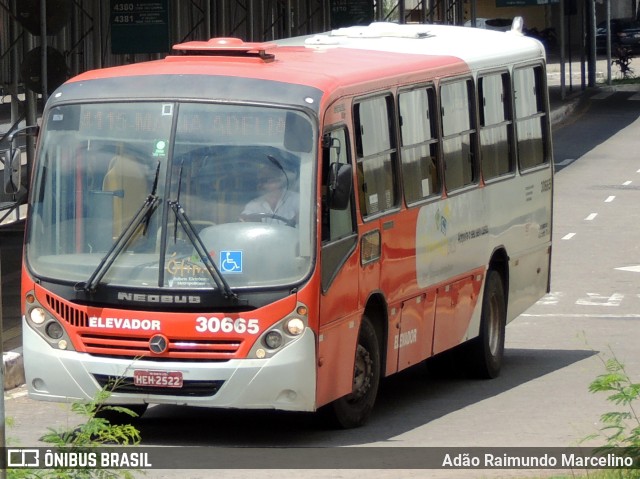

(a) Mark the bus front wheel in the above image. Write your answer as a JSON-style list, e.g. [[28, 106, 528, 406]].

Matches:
[[328, 316, 381, 428], [467, 269, 506, 379]]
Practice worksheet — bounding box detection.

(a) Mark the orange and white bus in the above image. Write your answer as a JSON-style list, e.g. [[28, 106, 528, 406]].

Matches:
[[21, 20, 552, 428]]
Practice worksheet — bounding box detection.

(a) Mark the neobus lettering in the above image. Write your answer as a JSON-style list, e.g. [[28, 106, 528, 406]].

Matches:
[[117, 292, 201, 304], [88, 317, 161, 331]]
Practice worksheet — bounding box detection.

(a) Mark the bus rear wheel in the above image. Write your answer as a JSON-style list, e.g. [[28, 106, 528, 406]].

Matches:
[[329, 316, 380, 428], [467, 269, 506, 379]]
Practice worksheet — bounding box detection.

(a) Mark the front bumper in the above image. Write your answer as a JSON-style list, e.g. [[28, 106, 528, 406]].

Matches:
[[23, 317, 317, 412]]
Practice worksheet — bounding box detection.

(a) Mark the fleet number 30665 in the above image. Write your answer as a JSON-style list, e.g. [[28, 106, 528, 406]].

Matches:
[[195, 316, 260, 334]]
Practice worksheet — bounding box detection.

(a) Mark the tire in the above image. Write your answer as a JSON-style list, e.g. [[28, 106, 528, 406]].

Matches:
[[328, 316, 381, 428], [467, 269, 506, 379]]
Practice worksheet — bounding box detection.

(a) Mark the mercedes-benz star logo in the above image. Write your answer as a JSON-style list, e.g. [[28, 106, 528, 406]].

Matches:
[[149, 334, 169, 354]]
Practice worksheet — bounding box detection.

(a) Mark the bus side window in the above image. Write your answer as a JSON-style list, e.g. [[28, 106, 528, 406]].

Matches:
[[479, 72, 514, 180], [398, 86, 441, 203], [441, 78, 478, 192], [322, 127, 355, 243], [514, 64, 549, 170], [354, 95, 398, 216]]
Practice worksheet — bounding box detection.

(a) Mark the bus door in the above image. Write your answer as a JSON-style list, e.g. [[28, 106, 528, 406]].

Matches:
[[316, 125, 360, 407]]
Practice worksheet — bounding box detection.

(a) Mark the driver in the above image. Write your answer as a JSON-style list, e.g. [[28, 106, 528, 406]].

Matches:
[[240, 165, 299, 226]]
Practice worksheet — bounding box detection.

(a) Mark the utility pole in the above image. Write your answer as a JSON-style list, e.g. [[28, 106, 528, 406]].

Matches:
[[0, 254, 6, 479], [588, 0, 597, 87]]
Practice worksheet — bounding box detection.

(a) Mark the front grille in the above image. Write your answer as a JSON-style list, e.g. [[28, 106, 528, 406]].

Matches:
[[93, 374, 224, 397], [43, 294, 243, 360], [79, 332, 241, 360], [46, 294, 88, 327]]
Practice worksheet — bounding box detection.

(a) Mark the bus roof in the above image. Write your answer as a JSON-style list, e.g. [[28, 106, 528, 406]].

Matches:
[[277, 21, 545, 69], [57, 22, 544, 110]]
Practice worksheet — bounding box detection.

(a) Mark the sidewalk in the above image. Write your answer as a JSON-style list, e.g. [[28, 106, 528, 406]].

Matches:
[[1, 56, 636, 392], [546, 54, 640, 119]]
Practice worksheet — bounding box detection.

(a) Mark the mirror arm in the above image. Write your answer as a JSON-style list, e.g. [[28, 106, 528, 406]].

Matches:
[[7, 125, 40, 143]]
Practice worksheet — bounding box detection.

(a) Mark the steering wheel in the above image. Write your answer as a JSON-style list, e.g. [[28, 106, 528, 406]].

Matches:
[[240, 212, 296, 227]]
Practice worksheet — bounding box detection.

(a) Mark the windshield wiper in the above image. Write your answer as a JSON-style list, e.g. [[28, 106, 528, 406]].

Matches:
[[166, 162, 237, 302], [142, 161, 161, 235], [79, 163, 161, 293], [168, 200, 238, 303]]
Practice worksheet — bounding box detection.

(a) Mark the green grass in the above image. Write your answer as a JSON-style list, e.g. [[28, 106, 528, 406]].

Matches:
[[610, 76, 640, 84]]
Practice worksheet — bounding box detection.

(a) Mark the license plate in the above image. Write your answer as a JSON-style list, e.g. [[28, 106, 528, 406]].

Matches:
[[133, 370, 183, 388]]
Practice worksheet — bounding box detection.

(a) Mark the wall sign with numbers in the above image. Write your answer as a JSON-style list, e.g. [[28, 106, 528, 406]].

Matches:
[[329, 0, 374, 29], [110, 0, 170, 54]]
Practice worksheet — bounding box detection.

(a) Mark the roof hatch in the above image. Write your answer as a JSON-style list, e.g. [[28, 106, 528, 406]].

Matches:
[[172, 38, 277, 62], [331, 22, 433, 39]]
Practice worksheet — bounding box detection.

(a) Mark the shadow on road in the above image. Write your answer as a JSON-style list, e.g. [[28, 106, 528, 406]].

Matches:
[[553, 90, 640, 173], [136, 347, 596, 447]]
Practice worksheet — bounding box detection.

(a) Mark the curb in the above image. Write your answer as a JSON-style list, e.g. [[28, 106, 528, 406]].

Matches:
[[549, 97, 580, 126], [3, 347, 25, 391], [598, 83, 640, 92]]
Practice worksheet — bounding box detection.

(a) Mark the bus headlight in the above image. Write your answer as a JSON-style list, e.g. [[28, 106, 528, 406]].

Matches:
[[285, 318, 305, 336], [249, 302, 310, 359], [29, 307, 46, 325], [45, 322, 64, 340], [264, 330, 283, 349]]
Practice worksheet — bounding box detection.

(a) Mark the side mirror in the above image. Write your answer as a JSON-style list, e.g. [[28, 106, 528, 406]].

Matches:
[[322, 135, 341, 158], [328, 162, 352, 210], [1, 124, 39, 194], [2, 148, 21, 194]]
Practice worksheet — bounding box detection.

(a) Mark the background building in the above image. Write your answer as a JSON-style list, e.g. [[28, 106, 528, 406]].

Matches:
[[0, 0, 636, 222]]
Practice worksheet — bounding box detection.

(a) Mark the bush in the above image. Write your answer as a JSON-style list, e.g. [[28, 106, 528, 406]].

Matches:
[[584, 351, 640, 477], [7, 381, 142, 479], [612, 46, 635, 79]]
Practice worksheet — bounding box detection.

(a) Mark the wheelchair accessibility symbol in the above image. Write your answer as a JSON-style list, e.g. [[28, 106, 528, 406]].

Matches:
[[220, 250, 242, 273]]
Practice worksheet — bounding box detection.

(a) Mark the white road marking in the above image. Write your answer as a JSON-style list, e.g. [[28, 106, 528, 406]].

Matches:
[[623, 180, 632, 186], [562, 233, 576, 240], [576, 292, 624, 307], [585, 213, 598, 221], [605, 196, 616, 202], [630, 92, 640, 101], [616, 265, 640, 273], [536, 292, 564, 305]]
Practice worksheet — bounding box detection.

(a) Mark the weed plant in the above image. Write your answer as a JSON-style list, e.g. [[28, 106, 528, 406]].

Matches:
[[7, 379, 142, 479], [583, 350, 640, 478]]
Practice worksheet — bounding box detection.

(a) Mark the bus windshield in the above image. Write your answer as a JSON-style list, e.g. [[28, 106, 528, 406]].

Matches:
[[26, 101, 316, 290]]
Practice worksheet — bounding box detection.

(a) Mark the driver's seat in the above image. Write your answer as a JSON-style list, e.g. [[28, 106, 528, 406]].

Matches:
[[102, 154, 148, 239]]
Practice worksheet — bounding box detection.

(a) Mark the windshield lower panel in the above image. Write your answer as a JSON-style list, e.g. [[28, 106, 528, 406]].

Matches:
[[27, 102, 316, 291]]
